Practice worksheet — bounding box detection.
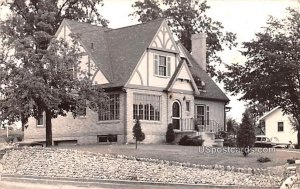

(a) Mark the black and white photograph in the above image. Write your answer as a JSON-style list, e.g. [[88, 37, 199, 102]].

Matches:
[[0, 0, 300, 188]]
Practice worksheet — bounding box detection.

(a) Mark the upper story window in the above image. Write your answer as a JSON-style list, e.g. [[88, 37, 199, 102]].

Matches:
[[278, 122, 284, 132], [98, 94, 120, 121], [154, 54, 171, 77]]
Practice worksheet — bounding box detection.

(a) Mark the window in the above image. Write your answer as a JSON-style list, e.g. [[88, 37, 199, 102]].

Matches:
[[206, 106, 210, 125], [196, 105, 205, 125], [278, 122, 284, 132], [133, 94, 160, 121], [154, 54, 170, 77], [186, 100, 190, 112], [98, 94, 120, 121], [78, 100, 86, 117], [36, 113, 44, 127]]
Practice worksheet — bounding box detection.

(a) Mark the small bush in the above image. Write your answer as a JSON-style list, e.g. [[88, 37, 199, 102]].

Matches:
[[257, 157, 271, 163], [166, 123, 176, 143], [16, 134, 23, 142], [4, 136, 14, 144], [287, 159, 296, 164], [223, 138, 236, 147], [178, 135, 204, 146]]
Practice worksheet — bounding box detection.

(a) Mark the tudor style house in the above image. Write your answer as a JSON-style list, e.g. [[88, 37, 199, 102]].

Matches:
[[24, 19, 230, 145]]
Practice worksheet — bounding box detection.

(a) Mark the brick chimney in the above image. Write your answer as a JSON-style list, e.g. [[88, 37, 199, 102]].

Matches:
[[191, 33, 207, 71]]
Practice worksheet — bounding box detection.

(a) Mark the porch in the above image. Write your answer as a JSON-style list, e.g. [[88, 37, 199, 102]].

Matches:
[[179, 118, 224, 133]]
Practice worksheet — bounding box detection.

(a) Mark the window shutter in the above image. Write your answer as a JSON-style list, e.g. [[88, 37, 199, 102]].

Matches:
[[154, 54, 159, 75], [167, 57, 171, 76]]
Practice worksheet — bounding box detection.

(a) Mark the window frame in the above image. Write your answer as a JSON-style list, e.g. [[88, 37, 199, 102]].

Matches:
[[277, 122, 284, 132], [154, 54, 171, 77], [186, 100, 190, 112], [36, 113, 45, 128], [133, 93, 161, 121], [98, 94, 120, 121]]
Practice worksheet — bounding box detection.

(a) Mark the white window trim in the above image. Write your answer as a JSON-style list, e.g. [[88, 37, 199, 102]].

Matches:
[[154, 54, 171, 77]]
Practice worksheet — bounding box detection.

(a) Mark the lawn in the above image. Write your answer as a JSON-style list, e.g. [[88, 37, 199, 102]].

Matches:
[[57, 144, 300, 169]]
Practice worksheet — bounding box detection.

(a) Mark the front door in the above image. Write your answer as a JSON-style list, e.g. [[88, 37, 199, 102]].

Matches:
[[196, 105, 205, 126], [172, 101, 181, 130]]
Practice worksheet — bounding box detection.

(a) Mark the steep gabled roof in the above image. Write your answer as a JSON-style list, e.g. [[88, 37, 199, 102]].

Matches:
[[258, 106, 280, 121], [178, 43, 230, 102], [166, 59, 199, 95], [64, 18, 164, 87]]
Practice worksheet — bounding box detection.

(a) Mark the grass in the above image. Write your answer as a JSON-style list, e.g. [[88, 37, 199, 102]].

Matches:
[[57, 144, 300, 169]]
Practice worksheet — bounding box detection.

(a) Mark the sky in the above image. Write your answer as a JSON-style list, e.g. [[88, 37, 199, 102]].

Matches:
[[1, 0, 300, 123]]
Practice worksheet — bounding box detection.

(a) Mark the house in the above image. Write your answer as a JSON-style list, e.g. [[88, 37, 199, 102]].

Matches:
[[258, 107, 297, 144], [24, 19, 229, 145]]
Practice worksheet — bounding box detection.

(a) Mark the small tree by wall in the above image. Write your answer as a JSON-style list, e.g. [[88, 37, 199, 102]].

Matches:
[[166, 123, 176, 143], [237, 110, 256, 157], [133, 118, 145, 149]]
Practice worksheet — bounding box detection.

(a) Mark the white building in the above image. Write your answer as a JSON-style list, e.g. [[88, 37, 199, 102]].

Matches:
[[258, 107, 297, 144]]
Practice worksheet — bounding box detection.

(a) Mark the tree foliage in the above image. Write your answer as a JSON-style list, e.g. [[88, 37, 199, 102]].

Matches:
[[224, 8, 300, 147], [0, 0, 109, 146], [237, 111, 256, 157], [133, 118, 145, 149], [130, 0, 237, 77], [226, 117, 238, 134]]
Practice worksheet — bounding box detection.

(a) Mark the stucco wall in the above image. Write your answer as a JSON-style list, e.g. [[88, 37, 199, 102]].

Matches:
[[194, 99, 226, 131], [264, 109, 297, 144], [24, 92, 126, 145]]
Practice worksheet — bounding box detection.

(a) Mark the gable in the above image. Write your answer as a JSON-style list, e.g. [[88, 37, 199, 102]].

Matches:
[[149, 21, 179, 53], [55, 20, 109, 85], [167, 60, 199, 94]]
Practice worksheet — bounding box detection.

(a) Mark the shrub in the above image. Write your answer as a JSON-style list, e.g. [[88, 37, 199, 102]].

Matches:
[[223, 138, 236, 147], [166, 123, 176, 143], [16, 134, 23, 142], [4, 136, 14, 144], [178, 135, 204, 146], [257, 157, 271, 163], [287, 158, 296, 164], [133, 118, 145, 149]]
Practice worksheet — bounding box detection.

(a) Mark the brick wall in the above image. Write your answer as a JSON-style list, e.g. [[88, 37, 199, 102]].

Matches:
[[24, 92, 126, 145]]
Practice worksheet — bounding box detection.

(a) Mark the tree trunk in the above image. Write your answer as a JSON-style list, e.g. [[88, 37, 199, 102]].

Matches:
[[298, 131, 300, 149], [45, 110, 52, 147], [136, 139, 137, 149]]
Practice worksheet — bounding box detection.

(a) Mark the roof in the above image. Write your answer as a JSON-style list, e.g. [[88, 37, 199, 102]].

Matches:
[[64, 18, 164, 87], [178, 43, 230, 102], [258, 106, 280, 121], [61, 19, 229, 102]]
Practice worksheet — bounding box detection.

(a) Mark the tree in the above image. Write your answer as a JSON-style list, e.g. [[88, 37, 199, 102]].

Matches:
[[237, 111, 256, 157], [224, 8, 300, 148], [226, 117, 238, 135], [0, 0, 108, 146], [132, 118, 145, 149], [130, 0, 237, 77], [166, 123, 175, 143]]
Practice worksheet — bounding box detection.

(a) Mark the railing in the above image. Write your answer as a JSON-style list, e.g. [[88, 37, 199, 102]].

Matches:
[[181, 118, 194, 131], [194, 119, 224, 133], [179, 118, 224, 133]]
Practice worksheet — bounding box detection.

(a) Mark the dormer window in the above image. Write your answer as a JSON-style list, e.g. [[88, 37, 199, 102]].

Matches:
[[154, 54, 170, 77]]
